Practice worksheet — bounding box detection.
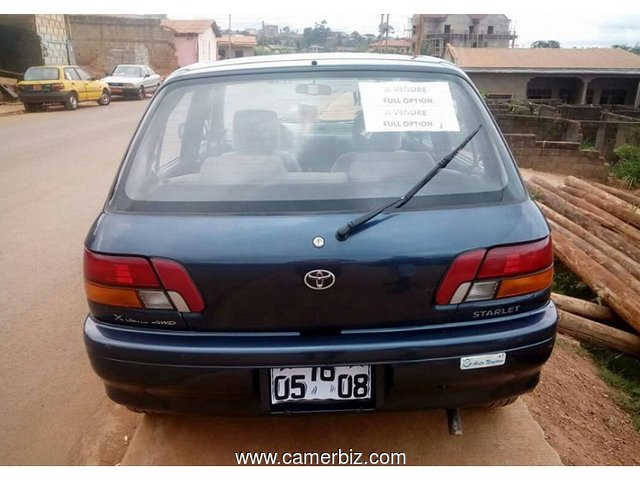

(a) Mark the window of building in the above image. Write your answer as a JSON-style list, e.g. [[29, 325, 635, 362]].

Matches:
[[600, 89, 627, 105], [487, 26, 494, 34], [472, 42, 477, 48], [219, 48, 226, 59], [559, 89, 572, 103], [444, 24, 451, 34], [585, 89, 594, 104], [235, 50, 244, 58], [469, 25, 475, 34], [527, 88, 552, 100]]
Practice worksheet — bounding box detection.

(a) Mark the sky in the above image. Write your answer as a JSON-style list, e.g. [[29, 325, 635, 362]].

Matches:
[[169, 13, 640, 49], [11, 0, 640, 49]]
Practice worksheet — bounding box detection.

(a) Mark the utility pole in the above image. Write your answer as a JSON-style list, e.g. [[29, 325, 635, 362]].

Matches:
[[228, 14, 232, 59], [412, 14, 425, 56], [384, 14, 390, 53], [378, 14, 384, 53]]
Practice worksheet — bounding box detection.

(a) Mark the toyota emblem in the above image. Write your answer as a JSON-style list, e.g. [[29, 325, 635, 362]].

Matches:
[[304, 269, 336, 290]]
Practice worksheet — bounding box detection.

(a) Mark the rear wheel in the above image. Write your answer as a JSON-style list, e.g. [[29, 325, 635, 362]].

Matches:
[[137, 86, 145, 100], [97, 89, 111, 106], [24, 103, 39, 113], [64, 92, 78, 111]]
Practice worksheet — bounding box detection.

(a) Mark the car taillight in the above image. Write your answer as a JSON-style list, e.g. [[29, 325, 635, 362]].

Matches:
[[151, 258, 206, 312], [51, 83, 65, 91], [83, 249, 205, 312], [435, 237, 553, 305]]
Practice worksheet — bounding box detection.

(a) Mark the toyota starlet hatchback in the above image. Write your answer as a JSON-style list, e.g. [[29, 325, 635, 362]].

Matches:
[[83, 54, 557, 420]]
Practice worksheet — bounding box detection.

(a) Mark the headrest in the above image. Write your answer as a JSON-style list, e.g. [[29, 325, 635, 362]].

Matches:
[[233, 110, 281, 154]]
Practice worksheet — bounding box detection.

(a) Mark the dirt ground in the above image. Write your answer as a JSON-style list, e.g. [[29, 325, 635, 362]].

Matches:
[[523, 334, 640, 465]]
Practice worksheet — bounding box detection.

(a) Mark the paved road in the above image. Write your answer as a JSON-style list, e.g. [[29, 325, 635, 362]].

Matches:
[[0, 99, 561, 466], [0, 100, 146, 465]]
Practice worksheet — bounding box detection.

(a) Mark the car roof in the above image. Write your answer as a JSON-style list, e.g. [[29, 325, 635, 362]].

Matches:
[[165, 53, 462, 81]]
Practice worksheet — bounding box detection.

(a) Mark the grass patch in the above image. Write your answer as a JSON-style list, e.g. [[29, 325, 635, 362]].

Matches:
[[582, 343, 640, 431], [580, 137, 597, 151], [552, 261, 597, 301], [612, 144, 640, 189]]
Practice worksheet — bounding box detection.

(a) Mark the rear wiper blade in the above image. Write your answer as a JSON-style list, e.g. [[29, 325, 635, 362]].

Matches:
[[336, 125, 482, 241]]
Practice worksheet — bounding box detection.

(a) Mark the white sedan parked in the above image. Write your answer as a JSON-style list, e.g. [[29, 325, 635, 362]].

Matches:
[[102, 64, 162, 100]]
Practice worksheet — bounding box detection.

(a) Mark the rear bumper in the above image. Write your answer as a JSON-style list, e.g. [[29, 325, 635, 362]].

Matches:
[[84, 302, 557, 414], [107, 86, 140, 96], [19, 91, 69, 104]]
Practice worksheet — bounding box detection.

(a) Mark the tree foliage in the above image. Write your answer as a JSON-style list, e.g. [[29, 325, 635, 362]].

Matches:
[[531, 40, 561, 48], [302, 20, 331, 48], [613, 43, 640, 55]]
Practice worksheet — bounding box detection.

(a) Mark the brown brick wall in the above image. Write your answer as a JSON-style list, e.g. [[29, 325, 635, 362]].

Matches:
[[557, 105, 602, 121], [496, 114, 582, 142], [504, 134, 609, 181], [69, 15, 178, 76]]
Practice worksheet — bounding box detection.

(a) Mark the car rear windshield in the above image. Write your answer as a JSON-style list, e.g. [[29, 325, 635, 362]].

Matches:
[[24, 67, 60, 81], [113, 69, 526, 214]]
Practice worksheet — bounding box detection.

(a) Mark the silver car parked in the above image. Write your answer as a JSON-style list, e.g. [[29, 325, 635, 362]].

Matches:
[[102, 64, 162, 100]]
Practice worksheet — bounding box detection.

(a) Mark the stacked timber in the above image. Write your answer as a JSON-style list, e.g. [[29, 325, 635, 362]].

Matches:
[[526, 175, 640, 357]]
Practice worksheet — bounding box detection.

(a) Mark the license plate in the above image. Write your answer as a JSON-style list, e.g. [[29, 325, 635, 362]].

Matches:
[[111, 88, 122, 93], [33, 85, 42, 90], [270, 365, 371, 404]]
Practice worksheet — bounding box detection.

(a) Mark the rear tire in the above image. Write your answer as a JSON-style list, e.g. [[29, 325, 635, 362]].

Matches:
[[137, 86, 145, 100], [64, 92, 78, 110], [24, 103, 39, 113], [482, 396, 519, 409], [97, 89, 111, 106]]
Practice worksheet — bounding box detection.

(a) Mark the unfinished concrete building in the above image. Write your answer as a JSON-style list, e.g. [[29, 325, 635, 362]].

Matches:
[[0, 14, 74, 74], [414, 14, 517, 58]]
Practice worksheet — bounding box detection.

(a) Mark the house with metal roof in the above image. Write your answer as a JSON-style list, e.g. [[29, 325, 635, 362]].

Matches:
[[368, 38, 412, 54], [444, 45, 640, 107], [217, 35, 257, 60], [161, 19, 219, 67]]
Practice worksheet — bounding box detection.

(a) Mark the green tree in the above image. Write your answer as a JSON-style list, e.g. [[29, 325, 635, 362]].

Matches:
[[302, 20, 331, 48], [613, 43, 640, 55], [531, 40, 561, 48]]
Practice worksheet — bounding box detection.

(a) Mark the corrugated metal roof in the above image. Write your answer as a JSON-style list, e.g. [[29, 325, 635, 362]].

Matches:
[[161, 19, 215, 35], [369, 39, 412, 48], [217, 35, 257, 46], [447, 45, 640, 70]]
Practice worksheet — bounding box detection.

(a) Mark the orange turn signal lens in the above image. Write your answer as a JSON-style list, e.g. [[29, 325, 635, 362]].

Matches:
[[84, 281, 142, 308], [495, 268, 553, 299]]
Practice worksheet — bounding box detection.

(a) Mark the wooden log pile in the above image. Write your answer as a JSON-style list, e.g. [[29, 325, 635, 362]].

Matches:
[[525, 175, 640, 357]]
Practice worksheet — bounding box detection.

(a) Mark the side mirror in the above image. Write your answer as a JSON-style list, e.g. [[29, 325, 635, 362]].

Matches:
[[91, 76, 96, 81], [105, 71, 110, 76], [144, 74, 150, 78]]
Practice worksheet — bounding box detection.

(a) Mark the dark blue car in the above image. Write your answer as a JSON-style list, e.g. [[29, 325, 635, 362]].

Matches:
[[83, 53, 556, 417]]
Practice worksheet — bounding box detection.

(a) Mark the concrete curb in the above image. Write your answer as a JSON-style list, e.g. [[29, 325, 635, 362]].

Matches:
[[0, 104, 24, 117]]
